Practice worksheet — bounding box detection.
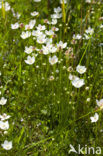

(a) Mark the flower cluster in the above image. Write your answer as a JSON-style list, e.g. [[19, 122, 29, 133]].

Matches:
[[0, 82, 12, 150]]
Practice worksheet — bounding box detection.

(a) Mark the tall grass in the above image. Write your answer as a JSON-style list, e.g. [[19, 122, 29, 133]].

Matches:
[[0, 0, 103, 155]]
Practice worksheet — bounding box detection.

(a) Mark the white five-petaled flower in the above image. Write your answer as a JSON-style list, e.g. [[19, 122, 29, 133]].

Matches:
[[36, 24, 46, 31], [25, 20, 36, 30], [11, 23, 19, 29], [54, 7, 62, 13], [25, 56, 35, 65], [45, 30, 54, 36], [0, 113, 11, 121], [49, 55, 58, 65], [90, 113, 99, 123], [46, 38, 52, 44], [85, 27, 94, 35], [51, 13, 62, 19], [50, 46, 57, 53], [37, 35, 46, 44], [0, 121, 9, 130], [0, 97, 7, 105], [76, 65, 87, 74], [24, 46, 33, 54], [42, 43, 57, 55], [31, 11, 39, 16], [3, 2, 11, 11], [51, 19, 57, 25], [1, 140, 12, 150], [42, 44, 50, 55], [96, 99, 103, 109], [71, 77, 85, 88], [21, 31, 31, 39], [73, 34, 82, 40], [32, 30, 43, 37], [57, 41, 67, 49]]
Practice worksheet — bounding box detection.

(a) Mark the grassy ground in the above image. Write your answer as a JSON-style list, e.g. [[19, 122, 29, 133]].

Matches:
[[0, 0, 103, 155]]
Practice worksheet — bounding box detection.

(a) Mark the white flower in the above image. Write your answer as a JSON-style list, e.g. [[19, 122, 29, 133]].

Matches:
[[51, 19, 57, 25], [96, 99, 103, 109], [52, 27, 59, 31], [73, 34, 82, 40], [45, 43, 53, 49], [90, 113, 99, 123], [42, 44, 57, 55], [76, 65, 87, 74], [21, 31, 31, 39], [42, 45, 49, 55], [4, 131, 8, 134], [31, 11, 39, 16], [100, 24, 103, 28], [37, 35, 46, 44], [49, 76, 54, 81], [1, 140, 12, 150], [11, 23, 19, 29], [85, 0, 91, 3], [57, 41, 67, 49], [87, 98, 90, 102], [25, 20, 36, 30], [0, 113, 11, 121], [45, 30, 54, 36], [32, 30, 43, 37], [21, 118, 24, 122], [0, 121, 9, 130], [51, 13, 62, 19], [50, 46, 57, 53], [54, 7, 62, 13], [34, 0, 41, 2], [11, 9, 20, 18], [0, 2, 2, 9], [25, 25, 32, 30], [11, 8, 15, 16], [83, 34, 90, 40], [16, 12, 21, 19], [85, 86, 89, 90], [72, 77, 85, 88], [0, 97, 7, 105], [4, 2, 11, 11], [29, 19, 36, 26], [68, 74, 79, 81], [46, 38, 52, 44], [36, 24, 46, 31], [85, 27, 94, 35], [49, 55, 58, 65], [24, 46, 33, 54], [25, 56, 35, 65], [60, 0, 67, 4]]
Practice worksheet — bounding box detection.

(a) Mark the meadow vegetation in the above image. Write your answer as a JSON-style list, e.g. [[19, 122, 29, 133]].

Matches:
[[0, 0, 103, 155]]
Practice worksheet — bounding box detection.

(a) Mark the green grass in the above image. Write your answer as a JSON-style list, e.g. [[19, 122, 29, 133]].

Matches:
[[0, 0, 103, 155]]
